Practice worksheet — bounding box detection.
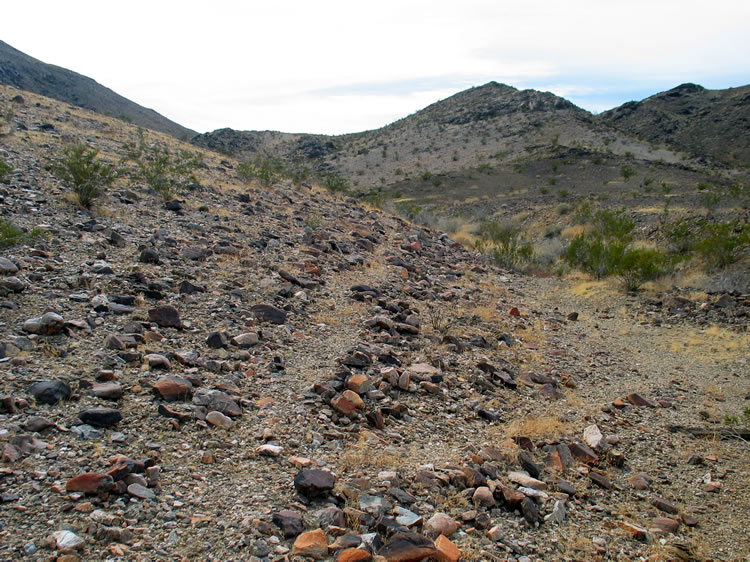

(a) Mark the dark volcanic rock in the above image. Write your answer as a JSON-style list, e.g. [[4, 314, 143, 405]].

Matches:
[[294, 469, 336, 498], [148, 305, 182, 328], [192, 389, 241, 417], [378, 532, 437, 562], [79, 407, 122, 428], [272, 510, 304, 537], [250, 303, 287, 325], [139, 247, 160, 264], [28, 380, 71, 405], [22, 312, 64, 335]]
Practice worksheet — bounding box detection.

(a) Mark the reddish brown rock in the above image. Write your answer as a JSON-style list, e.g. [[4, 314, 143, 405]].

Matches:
[[434, 535, 460, 562], [589, 471, 613, 490], [568, 442, 599, 464], [294, 469, 336, 498], [91, 382, 123, 400], [682, 513, 699, 527], [651, 496, 679, 515], [651, 517, 680, 534], [292, 529, 328, 560], [336, 548, 373, 561], [66, 473, 114, 494], [145, 353, 171, 370], [628, 473, 651, 490], [347, 374, 372, 394], [618, 521, 650, 542], [424, 512, 458, 537], [152, 376, 193, 402], [331, 393, 358, 416], [472, 486, 495, 508], [272, 510, 304, 537], [625, 392, 657, 407], [498, 485, 525, 508]]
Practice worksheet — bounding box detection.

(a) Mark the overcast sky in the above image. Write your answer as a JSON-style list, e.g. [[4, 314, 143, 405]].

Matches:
[[4, 1, 749, 135]]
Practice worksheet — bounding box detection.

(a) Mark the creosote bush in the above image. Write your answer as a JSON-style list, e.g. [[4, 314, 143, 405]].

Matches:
[[121, 129, 202, 199], [475, 221, 534, 270], [695, 220, 750, 269], [565, 207, 669, 290], [0, 218, 46, 248], [51, 144, 115, 209]]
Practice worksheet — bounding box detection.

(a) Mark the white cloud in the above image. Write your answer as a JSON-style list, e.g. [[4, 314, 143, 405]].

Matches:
[[3, 0, 749, 133]]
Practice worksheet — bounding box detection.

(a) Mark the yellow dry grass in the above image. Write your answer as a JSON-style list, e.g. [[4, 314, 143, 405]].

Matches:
[[340, 431, 402, 470], [561, 224, 586, 239], [501, 414, 572, 441], [667, 325, 749, 362]]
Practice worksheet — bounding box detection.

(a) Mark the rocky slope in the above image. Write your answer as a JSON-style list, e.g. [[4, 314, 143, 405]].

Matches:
[[0, 40, 197, 140], [600, 83, 750, 167], [1, 84, 749, 561]]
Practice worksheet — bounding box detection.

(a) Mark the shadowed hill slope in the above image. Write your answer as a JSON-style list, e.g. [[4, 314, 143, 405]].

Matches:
[[0, 40, 196, 139]]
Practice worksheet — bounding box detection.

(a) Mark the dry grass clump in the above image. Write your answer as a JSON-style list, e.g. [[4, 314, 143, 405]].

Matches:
[[502, 415, 572, 441], [340, 432, 401, 470]]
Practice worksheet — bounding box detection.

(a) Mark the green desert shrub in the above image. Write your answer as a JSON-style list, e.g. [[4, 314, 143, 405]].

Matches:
[[0, 218, 46, 248], [322, 171, 350, 193], [695, 220, 750, 269], [477, 221, 534, 270], [616, 248, 670, 291], [0, 158, 11, 181], [565, 207, 667, 289], [51, 144, 115, 209]]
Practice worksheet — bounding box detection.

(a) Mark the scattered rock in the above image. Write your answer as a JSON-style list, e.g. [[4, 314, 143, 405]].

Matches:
[[378, 532, 436, 561], [22, 312, 64, 335], [148, 305, 182, 328], [273, 510, 304, 537], [66, 473, 114, 494], [294, 469, 336, 498], [79, 407, 122, 428], [251, 303, 287, 324], [28, 380, 71, 405], [292, 529, 328, 560]]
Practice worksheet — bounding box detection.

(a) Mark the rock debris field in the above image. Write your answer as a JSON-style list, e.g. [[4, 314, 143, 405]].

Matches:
[[0, 85, 749, 561]]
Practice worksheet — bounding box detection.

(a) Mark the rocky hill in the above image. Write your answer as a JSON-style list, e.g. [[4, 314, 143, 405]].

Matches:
[[600, 83, 750, 167], [0, 40, 196, 140], [0, 84, 749, 561], [192, 82, 750, 223]]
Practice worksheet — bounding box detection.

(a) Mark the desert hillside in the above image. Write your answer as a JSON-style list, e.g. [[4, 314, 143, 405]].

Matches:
[[0, 84, 749, 562], [0, 40, 197, 140]]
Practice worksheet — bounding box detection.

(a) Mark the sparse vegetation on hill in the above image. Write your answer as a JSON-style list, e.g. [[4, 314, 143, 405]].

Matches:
[[50, 143, 115, 209]]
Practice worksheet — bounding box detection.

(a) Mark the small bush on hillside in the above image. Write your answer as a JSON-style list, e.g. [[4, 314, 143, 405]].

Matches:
[[122, 130, 202, 199], [237, 155, 285, 187], [0, 218, 46, 248], [616, 248, 669, 291], [695, 220, 750, 269], [621, 165, 636, 181], [323, 171, 350, 193], [0, 158, 12, 181], [51, 144, 115, 209], [478, 221, 534, 270], [565, 233, 626, 279], [564, 207, 667, 289], [662, 217, 697, 255]]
